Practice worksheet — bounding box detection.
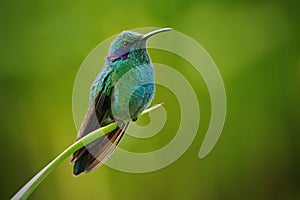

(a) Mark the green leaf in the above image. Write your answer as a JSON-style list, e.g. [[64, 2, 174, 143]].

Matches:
[[12, 104, 163, 200]]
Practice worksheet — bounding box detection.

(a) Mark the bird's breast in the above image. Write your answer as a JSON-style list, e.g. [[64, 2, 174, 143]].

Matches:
[[111, 63, 155, 122]]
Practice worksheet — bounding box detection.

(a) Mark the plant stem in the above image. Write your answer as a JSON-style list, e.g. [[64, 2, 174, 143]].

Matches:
[[12, 103, 162, 200]]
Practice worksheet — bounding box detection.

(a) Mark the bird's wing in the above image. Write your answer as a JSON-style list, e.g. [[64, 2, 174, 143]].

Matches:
[[75, 93, 111, 141], [71, 65, 130, 175], [71, 67, 114, 162]]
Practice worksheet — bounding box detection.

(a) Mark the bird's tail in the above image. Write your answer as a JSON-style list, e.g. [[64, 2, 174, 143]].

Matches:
[[71, 123, 129, 176]]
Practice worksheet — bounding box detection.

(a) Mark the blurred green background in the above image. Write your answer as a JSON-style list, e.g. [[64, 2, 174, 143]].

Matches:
[[1, 0, 299, 199]]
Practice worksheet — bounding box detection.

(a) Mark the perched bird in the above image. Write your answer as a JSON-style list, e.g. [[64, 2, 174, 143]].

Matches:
[[71, 28, 172, 176]]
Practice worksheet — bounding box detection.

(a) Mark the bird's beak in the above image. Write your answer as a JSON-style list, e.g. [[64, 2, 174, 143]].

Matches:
[[141, 28, 172, 40]]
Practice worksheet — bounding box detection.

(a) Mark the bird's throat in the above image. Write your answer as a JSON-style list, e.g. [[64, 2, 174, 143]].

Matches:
[[110, 52, 130, 62], [110, 49, 150, 65]]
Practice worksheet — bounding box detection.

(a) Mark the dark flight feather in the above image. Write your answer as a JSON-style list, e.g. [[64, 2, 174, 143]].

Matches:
[[73, 123, 128, 175], [71, 83, 128, 176]]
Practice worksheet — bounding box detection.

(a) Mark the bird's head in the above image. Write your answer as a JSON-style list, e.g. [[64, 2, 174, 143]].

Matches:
[[106, 28, 172, 62]]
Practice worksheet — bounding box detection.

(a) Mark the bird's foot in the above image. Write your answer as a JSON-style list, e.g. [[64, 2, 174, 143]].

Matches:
[[132, 117, 138, 122]]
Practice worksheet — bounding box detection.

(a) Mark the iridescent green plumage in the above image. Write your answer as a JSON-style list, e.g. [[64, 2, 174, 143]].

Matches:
[[71, 28, 172, 175]]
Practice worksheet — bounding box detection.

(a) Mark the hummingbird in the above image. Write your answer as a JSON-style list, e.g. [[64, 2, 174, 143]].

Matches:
[[71, 28, 172, 176]]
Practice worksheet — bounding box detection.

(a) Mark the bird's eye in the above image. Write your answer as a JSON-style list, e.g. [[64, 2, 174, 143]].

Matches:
[[122, 41, 129, 46]]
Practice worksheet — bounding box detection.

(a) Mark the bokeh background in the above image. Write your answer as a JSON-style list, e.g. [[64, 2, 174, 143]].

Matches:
[[1, 0, 299, 199]]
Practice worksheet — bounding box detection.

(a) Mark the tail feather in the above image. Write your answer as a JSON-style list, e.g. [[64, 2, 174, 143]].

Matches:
[[72, 123, 129, 176]]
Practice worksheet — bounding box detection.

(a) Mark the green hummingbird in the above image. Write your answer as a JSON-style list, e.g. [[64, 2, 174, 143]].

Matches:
[[71, 28, 172, 176]]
